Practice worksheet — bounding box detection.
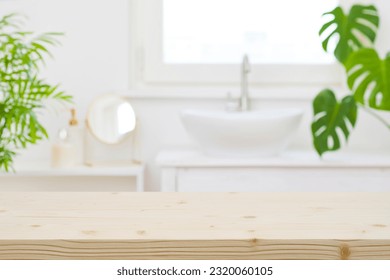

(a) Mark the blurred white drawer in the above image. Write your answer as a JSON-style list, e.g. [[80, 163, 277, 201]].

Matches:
[[156, 150, 390, 192]]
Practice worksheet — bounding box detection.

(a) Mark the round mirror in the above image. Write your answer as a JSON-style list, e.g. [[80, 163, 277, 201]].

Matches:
[[87, 95, 136, 144]]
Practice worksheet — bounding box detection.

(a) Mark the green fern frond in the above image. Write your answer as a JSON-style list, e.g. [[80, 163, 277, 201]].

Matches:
[[0, 13, 72, 172]]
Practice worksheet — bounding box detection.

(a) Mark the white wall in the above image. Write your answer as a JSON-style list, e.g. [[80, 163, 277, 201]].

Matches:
[[0, 0, 130, 162], [2, 0, 390, 191]]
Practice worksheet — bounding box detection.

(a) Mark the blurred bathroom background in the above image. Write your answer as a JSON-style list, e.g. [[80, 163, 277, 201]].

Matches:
[[1, 0, 390, 192]]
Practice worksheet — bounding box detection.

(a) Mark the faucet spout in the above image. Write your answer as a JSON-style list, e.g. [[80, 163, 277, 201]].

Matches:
[[240, 54, 251, 111]]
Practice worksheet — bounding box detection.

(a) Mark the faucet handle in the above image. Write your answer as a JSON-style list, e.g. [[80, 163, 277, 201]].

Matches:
[[225, 92, 240, 112]]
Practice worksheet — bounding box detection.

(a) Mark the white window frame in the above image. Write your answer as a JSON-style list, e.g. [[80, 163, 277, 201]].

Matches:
[[135, 0, 356, 87]]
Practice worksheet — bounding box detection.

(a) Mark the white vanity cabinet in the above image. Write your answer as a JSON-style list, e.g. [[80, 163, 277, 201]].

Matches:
[[156, 150, 390, 192]]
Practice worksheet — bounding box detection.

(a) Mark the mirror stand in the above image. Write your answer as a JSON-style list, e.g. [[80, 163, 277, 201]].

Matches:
[[84, 94, 140, 167], [130, 118, 142, 165], [84, 120, 142, 167]]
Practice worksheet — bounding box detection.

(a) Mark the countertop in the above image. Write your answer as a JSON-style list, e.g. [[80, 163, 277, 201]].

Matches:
[[0, 192, 389, 259], [156, 149, 390, 168]]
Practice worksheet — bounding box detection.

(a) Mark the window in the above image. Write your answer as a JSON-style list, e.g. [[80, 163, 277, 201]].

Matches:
[[163, 0, 337, 64], [140, 0, 343, 85]]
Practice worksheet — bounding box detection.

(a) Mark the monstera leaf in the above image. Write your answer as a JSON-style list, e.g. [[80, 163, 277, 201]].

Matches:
[[346, 48, 390, 111], [311, 89, 358, 156], [320, 5, 379, 65]]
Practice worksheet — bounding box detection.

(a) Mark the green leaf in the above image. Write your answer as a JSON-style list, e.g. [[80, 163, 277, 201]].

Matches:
[[0, 146, 16, 172], [346, 48, 390, 111], [320, 5, 379, 64], [0, 14, 24, 30], [311, 89, 358, 156], [0, 13, 72, 172]]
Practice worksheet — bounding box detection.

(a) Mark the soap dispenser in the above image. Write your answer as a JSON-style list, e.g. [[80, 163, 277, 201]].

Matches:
[[51, 129, 76, 168], [60, 108, 84, 165], [67, 108, 84, 165]]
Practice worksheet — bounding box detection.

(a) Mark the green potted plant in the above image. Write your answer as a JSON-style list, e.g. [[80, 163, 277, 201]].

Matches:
[[0, 14, 71, 171], [311, 4, 390, 156]]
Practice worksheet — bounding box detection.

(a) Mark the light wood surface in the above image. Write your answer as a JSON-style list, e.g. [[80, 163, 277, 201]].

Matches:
[[0, 192, 389, 260]]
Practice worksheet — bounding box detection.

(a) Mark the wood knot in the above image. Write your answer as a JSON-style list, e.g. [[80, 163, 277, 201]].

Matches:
[[30, 225, 41, 228], [340, 244, 351, 260], [178, 201, 187, 205], [137, 230, 147, 236], [372, 224, 387, 228], [82, 230, 97, 236], [250, 238, 258, 246], [311, 207, 332, 212]]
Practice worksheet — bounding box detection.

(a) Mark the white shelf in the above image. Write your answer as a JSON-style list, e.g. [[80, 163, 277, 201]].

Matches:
[[0, 162, 145, 192], [1, 162, 144, 177]]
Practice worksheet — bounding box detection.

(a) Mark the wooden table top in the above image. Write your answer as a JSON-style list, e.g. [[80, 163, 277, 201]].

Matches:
[[0, 192, 389, 260]]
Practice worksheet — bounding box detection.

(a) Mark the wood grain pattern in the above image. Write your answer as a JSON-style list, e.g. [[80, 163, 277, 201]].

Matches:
[[0, 193, 389, 260]]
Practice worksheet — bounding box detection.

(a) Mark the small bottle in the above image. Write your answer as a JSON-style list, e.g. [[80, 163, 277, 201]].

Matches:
[[51, 129, 76, 168], [67, 108, 84, 165]]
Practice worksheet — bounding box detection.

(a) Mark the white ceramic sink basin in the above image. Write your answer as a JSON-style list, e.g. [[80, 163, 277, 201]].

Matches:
[[181, 108, 303, 158]]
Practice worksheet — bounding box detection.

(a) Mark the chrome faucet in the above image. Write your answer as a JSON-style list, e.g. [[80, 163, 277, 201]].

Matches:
[[240, 54, 251, 111]]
